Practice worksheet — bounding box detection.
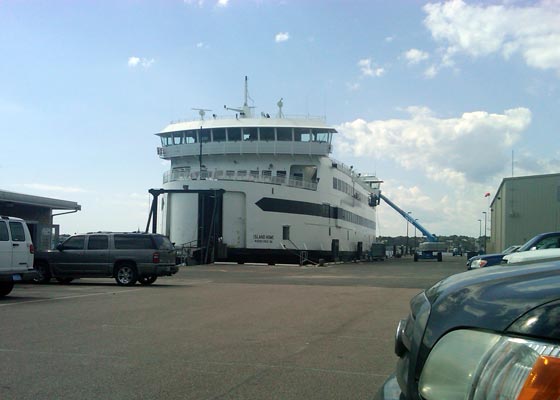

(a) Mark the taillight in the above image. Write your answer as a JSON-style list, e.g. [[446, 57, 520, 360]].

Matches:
[[153, 252, 160, 263], [30, 243, 34, 254]]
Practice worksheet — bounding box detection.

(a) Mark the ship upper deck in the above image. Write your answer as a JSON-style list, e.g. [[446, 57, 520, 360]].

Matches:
[[156, 115, 336, 159]]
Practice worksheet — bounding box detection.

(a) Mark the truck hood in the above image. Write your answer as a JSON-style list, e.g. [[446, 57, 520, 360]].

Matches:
[[423, 260, 560, 349]]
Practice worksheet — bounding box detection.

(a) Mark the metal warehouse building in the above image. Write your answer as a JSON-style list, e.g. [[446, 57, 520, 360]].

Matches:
[[0, 190, 81, 250], [489, 173, 560, 252]]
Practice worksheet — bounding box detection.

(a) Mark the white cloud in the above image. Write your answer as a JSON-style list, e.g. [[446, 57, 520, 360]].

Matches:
[[127, 57, 140, 67], [336, 107, 532, 185], [217, 0, 229, 6], [404, 48, 429, 64], [128, 56, 155, 68], [385, 36, 394, 43], [335, 107, 553, 236], [275, 32, 290, 43], [196, 42, 205, 48], [423, 0, 560, 73], [358, 58, 385, 77]]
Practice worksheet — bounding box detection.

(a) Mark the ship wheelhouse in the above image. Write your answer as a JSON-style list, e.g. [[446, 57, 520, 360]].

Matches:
[[157, 117, 337, 192]]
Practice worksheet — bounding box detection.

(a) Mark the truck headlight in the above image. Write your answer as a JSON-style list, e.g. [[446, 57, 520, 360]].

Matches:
[[470, 259, 488, 269], [419, 329, 560, 400]]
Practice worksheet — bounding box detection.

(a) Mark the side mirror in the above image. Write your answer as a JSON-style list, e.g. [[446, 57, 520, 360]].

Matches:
[[57, 243, 64, 251]]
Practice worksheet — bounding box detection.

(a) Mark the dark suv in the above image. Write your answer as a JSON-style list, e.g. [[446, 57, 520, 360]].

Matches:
[[34, 232, 178, 286], [376, 260, 560, 400]]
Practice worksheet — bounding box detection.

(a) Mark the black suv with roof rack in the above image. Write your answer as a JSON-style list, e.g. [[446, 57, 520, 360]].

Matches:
[[34, 232, 178, 286]]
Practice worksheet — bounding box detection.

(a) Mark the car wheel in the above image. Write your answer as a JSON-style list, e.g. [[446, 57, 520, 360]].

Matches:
[[0, 281, 15, 297], [437, 253, 443, 262], [414, 253, 419, 262], [114, 264, 138, 286], [33, 262, 51, 284], [138, 275, 157, 285], [56, 278, 74, 284]]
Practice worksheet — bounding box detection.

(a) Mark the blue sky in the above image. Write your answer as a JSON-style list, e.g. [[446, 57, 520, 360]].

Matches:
[[2, 0, 560, 237]]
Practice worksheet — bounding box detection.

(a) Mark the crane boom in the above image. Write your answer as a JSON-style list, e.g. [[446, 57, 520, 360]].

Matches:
[[379, 193, 437, 242]]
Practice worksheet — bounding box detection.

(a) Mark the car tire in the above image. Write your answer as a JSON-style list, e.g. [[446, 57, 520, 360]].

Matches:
[[437, 253, 443, 262], [414, 253, 418, 262], [114, 264, 138, 286], [0, 281, 15, 297], [138, 275, 157, 285], [56, 278, 74, 284], [33, 262, 52, 284]]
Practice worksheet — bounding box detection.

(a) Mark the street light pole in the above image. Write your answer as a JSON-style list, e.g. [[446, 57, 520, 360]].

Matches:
[[478, 219, 482, 251], [482, 211, 487, 253]]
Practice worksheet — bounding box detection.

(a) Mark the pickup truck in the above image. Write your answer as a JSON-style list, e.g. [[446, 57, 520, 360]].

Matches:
[[0, 216, 38, 297], [376, 258, 560, 400], [34, 232, 178, 286]]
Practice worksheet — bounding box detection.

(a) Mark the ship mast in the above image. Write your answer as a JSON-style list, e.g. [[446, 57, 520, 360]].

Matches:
[[224, 76, 253, 119]]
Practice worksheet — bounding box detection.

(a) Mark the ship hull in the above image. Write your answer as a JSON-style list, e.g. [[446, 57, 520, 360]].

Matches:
[[160, 165, 377, 265]]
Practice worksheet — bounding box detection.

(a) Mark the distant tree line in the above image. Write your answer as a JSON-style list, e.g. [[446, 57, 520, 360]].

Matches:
[[378, 235, 481, 252]]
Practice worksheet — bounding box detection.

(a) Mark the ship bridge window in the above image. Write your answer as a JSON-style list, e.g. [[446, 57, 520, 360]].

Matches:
[[259, 127, 275, 141], [161, 136, 172, 146], [312, 129, 334, 143], [228, 127, 241, 141], [173, 132, 183, 145], [185, 130, 197, 144], [200, 129, 211, 143], [277, 127, 292, 141], [213, 128, 226, 142], [294, 128, 312, 142], [242, 127, 258, 141]]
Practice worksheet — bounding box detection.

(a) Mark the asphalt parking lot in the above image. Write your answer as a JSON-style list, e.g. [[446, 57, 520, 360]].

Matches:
[[1, 256, 467, 400]]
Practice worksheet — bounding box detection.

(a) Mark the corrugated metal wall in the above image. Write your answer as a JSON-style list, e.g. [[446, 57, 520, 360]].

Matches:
[[490, 174, 560, 252]]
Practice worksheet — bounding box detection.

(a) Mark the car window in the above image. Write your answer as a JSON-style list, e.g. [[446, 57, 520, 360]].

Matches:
[[534, 235, 560, 249], [88, 235, 109, 250], [0, 222, 8, 241], [63, 236, 85, 250], [154, 235, 174, 250], [9, 222, 26, 242], [114, 235, 155, 249]]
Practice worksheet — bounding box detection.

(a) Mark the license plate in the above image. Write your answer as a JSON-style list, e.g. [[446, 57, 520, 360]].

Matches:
[[12, 274, 22, 281]]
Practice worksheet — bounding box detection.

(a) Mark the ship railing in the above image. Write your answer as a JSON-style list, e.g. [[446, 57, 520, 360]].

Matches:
[[163, 169, 318, 191], [330, 157, 375, 193], [175, 240, 202, 266], [169, 114, 326, 124]]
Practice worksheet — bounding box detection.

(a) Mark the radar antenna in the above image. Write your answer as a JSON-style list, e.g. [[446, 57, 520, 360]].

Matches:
[[192, 108, 212, 121]]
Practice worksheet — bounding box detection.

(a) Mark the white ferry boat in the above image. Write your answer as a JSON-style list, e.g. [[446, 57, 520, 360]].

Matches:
[[155, 78, 381, 264]]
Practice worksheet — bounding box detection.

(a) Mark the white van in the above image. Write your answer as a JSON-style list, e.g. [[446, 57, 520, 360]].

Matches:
[[0, 216, 38, 297]]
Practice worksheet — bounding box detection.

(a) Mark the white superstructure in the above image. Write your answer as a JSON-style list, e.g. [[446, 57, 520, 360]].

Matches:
[[155, 78, 381, 264]]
